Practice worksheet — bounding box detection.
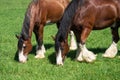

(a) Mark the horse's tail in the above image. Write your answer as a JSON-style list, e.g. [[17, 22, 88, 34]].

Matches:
[[55, 0, 80, 51]]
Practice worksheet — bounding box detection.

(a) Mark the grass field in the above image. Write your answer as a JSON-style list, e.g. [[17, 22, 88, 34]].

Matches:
[[0, 0, 120, 80]]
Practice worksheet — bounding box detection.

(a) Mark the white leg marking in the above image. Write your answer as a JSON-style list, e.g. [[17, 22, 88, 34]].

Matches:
[[103, 42, 118, 58], [19, 49, 27, 63], [56, 48, 63, 65], [76, 43, 96, 63], [76, 46, 84, 62], [35, 44, 46, 59], [69, 31, 77, 50]]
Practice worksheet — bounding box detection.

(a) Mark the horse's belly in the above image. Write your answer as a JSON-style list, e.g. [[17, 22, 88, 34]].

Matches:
[[93, 19, 115, 30]]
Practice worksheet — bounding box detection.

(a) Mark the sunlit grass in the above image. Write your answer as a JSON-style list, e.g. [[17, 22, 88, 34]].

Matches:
[[0, 0, 120, 80]]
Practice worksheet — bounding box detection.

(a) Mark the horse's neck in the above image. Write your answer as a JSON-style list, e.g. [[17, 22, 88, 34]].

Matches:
[[21, 15, 31, 40]]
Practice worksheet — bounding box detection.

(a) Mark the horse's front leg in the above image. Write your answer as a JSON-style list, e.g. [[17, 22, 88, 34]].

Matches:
[[34, 24, 46, 59], [75, 27, 96, 63], [103, 25, 119, 58]]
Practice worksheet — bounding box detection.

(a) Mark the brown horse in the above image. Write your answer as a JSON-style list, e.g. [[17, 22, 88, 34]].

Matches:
[[55, 0, 120, 65], [16, 0, 77, 63]]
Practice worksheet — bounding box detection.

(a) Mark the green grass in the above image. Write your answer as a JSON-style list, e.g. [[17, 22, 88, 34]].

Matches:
[[0, 0, 120, 80]]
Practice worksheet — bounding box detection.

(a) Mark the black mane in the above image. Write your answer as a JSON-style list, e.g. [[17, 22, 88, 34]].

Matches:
[[18, 0, 39, 50], [55, 0, 84, 51], [20, 0, 39, 40], [56, 0, 84, 40], [20, 4, 31, 40]]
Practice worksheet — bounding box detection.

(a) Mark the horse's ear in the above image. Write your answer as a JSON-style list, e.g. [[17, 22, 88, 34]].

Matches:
[[16, 34, 20, 39], [51, 35, 55, 41]]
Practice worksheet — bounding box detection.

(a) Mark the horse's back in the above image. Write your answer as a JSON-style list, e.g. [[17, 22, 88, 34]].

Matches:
[[38, 0, 69, 23], [73, 0, 120, 30], [93, 0, 120, 29]]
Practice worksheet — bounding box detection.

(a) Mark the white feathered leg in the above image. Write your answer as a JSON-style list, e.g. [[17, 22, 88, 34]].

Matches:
[[103, 42, 118, 58], [35, 44, 46, 59], [76, 43, 96, 63], [76, 44, 84, 62], [69, 31, 77, 50]]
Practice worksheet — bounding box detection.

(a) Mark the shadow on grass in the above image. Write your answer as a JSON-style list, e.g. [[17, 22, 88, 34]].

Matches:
[[14, 46, 120, 64], [29, 43, 54, 55], [48, 52, 56, 65], [14, 50, 19, 61], [67, 47, 120, 60], [67, 48, 107, 60], [117, 49, 120, 56], [47, 47, 120, 65]]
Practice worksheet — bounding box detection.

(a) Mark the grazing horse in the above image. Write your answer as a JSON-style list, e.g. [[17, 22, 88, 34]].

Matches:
[[55, 0, 120, 65], [16, 0, 77, 63]]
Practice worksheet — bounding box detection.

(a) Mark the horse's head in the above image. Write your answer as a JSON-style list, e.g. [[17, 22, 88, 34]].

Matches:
[[55, 36, 69, 65], [16, 35, 32, 63]]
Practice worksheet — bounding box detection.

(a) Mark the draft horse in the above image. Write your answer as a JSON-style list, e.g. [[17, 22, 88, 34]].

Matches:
[[16, 0, 77, 63], [55, 0, 120, 65]]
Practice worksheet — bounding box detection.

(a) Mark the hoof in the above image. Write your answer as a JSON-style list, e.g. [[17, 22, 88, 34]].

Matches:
[[102, 48, 117, 58], [77, 51, 96, 63], [76, 53, 84, 62], [56, 62, 63, 66], [19, 60, 27, 63], [102, 49, 117, 58], [19, 61, 26, 63], [83, 52, 96, 63], [76, 49, 96, 63], [103, 42, 117, 58], [70, 46, 77, 50], [35, 54, 45, 59], [102, 54, 115, 58]]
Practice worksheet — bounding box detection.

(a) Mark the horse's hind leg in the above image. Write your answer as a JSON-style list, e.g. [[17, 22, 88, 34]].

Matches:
[[103, 23, 119, 58], [34, 24, 46, 59], [69, 31, 77, 50]]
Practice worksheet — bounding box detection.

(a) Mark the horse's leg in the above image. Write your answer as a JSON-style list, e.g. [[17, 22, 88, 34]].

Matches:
[[103, 25, 119, 58], [69, 31, 77, 50], [73, 30, 84, 62], [75, 28, 96, 62], [34, 24, 46, 59]]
